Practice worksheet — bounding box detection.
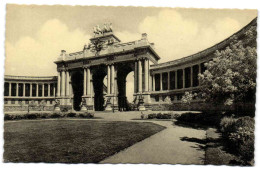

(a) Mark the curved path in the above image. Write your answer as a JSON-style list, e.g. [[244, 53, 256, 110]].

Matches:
[[95, 112, 206, 164]]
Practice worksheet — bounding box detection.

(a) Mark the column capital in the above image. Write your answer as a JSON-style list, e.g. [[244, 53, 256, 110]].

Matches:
[[82, 65, 90, 69], [106, 62, 115, 66]]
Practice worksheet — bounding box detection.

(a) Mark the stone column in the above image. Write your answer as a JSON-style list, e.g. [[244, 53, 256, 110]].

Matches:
[[62, 71, 66, 97], [23, 83, 25, 97], [191, 66, 193, 87], [16, 83, 18, 96], [57, 71, 61, 97], [107, 65, 111, 94], [134, 61, 138, 93], [149, 68, 153, 92], [111, 64, 115, 94], [48, 84, 51, 96], [138, 59, 142, 93], [160, 73, 163, 91], [87, 67, 91, 95], [9, 82, 11, 96], [183, 69, 185, 89], [175, 71, 177, 89], [66, 71, 70, 96], [144, 59, 149, 92], [83, 68, 87, 96], [42, 84, 45, 97]]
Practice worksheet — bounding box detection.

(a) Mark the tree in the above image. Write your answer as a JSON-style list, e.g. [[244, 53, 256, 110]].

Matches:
[[28, 100, 37, 114], [198, 25, 256, 112], [39, 100, 47, 111], [181, 92, 197, 110]]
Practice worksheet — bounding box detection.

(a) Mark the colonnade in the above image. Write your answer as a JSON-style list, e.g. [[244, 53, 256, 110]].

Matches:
[[135, 58, 150, 93], [152, 63, 205, 92], [56, 69, 73, 105], [4, 82, 56, 97]]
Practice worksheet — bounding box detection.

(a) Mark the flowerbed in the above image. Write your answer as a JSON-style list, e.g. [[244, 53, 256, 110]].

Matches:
[[4, 112, 94, 121]]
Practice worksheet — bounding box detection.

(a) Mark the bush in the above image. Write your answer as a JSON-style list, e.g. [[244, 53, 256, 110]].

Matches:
[[4, 114, 17, 120], [146, 113, 172, 119], [39, 113, 51, 119], [176, 112, 223, 127], [50, 112, 62, 118], [66, 112, 76, 117], [220, 116, 255, 164], [78, 112, 94, 118], [24, 113, 38, 119], [148, 113, 157, 119], [220, 116, 237, 137]]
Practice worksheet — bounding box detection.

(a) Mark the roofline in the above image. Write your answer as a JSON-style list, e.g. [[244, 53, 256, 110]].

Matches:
[[151, 17, 257, 70], [4, 75, 57, 81]]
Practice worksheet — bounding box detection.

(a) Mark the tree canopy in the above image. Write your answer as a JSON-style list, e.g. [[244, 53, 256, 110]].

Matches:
[[198, 25, 257, 108]]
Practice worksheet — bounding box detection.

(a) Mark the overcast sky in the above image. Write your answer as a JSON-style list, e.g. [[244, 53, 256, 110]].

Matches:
[[5, 5, 257, 76]]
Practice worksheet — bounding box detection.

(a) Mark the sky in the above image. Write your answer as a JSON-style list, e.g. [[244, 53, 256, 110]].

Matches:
[[4, 5, 257, 101]]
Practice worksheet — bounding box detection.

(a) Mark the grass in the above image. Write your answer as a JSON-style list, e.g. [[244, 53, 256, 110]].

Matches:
[[4, 119, 165, 163]]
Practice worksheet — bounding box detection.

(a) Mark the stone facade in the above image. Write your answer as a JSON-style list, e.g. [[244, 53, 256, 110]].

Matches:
[[4, 75, 57, 112]]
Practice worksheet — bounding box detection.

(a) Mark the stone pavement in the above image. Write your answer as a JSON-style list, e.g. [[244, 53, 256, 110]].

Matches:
[[95, 111, 206, 164]]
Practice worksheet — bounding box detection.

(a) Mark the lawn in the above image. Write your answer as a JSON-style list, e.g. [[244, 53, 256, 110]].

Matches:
[[4, 119, 165, 163]]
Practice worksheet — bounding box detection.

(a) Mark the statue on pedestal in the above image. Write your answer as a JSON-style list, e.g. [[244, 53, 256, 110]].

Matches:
[[138, 95, 146, 111], [81, 98, 87, 111], [54, 99, 60, 111], [105, 97, 112, 111]]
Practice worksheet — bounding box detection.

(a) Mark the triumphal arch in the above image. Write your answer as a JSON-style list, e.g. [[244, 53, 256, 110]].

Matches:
[[55, 24, 160, 111]]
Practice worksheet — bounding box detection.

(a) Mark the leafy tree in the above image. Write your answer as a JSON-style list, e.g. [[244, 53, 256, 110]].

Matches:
[[28, 100, 37, 114], [181, 92, 197, 110], [198, 25, 257, 112], [39, 100, 47, 111]]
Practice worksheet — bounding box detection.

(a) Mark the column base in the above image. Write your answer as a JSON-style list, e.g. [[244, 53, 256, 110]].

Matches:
[[82, 95, 94, 111], [54, 106, 60, 112], [81, 106, 88, 111], [105, 103, 112, 111], [138, 105, 146, 111]]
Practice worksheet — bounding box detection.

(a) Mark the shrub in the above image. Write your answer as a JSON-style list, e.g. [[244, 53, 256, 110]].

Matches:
[[78, 112, 94, 118], [148, 113, 157, 119], [4, 114, 15, 120], [146, 113, 172, 119], [39, 113, 51, 119], [66, 112, 76, 117], [50, 112, 61, 118], [220, 116, 237, 137], [229, 117, 254, 163], [61, 107, 69, 112], [220, 116, 255, 164], [24, 113, 38, 119], [176, 112, 223, 127]]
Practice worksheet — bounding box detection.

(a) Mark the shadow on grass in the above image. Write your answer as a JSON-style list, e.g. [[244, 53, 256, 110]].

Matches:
[[131, 118, 172, 121], [180, 136, 206, 151], [174, 121, 209, 130]]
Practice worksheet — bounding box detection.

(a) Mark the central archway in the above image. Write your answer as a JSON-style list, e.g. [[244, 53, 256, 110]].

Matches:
[[92, 65, 107, 111], [117, 63, 134, 111], [71, 70, 83, 111]]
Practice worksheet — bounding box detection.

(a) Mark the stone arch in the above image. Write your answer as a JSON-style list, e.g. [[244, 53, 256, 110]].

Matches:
[[117, 62, 135, 111], [92, 65, 107, 111], [71, 70, 83, 111]]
